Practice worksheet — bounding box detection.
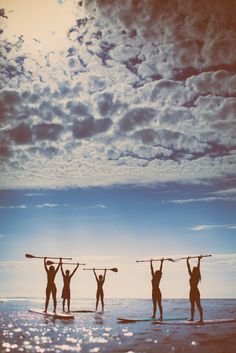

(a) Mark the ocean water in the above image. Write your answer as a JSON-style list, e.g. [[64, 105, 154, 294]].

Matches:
[[0, 298, 236, 353]]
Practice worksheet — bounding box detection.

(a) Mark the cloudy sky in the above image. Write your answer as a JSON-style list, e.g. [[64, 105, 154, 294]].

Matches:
[[0, 0, 236, 298]]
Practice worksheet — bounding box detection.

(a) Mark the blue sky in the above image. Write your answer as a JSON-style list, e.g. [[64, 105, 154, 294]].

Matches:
[[0, 184, 236, 298], [0, 0, 236, 298]]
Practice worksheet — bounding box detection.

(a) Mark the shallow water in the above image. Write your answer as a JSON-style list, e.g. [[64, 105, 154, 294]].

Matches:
[[0, 298, 236, 353]]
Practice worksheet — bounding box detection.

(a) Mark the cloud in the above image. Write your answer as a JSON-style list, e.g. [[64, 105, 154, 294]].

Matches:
[[72, 116, 112, 139], [202, 253, 236, 272], [0, 203, 68, 209], [0, 0, 236, 188], [190, 224, 236, 231], [33, 123, 63, 141], [0, 234, 5, 238], [35, 203, 68, 208], [24, 192, 44, 196], [95, 204, 106, 209], [0, 205, 27, 209], [167, 196, 236, 204], [8, 123, 33, 145], [119, 107, 156, 132], [166, 187, 236, 204], [0, 261, 39, 273]]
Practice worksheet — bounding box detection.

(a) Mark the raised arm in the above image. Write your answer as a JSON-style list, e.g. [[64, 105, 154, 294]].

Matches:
[[187, 257, 192, 276], [102, 269, 107, 284], [70, 263, 79, 278], [93, 269, 98, 282], [159, 258, 164, 273], [44, 257, 49, 273], [150, 259, 154, 278], [60, 262, 65, 277], [197, 255, 202, 269], [55, 258, 62, 274]]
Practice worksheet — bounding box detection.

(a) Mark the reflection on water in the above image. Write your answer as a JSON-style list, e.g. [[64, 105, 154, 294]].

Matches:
[[0, 298, 236, 353]]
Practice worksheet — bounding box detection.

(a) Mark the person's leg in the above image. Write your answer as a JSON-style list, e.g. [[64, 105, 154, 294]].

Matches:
[[196, 291, 203, 322], [62, 299, 66, 312], [190, 290, 195, 321], [157, 291, 163, 320], [152, 292, 157, 318], [68, 299, 71, 312], [44, 287, 51, 312], [101, 291, 104, 312], [52, 286, 57, 313], [96, 291, 99, 311]]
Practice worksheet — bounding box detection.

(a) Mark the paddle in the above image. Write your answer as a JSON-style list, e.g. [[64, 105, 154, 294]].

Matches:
[[174, 254, 212, 262], [136, 258, 175, 263], [25, 253, 72, 260], [83, 268, 118, 272], [46, 260, 86, 266]]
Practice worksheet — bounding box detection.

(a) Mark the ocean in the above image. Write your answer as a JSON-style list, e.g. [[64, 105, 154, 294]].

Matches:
[[0, 298, 236, 353]]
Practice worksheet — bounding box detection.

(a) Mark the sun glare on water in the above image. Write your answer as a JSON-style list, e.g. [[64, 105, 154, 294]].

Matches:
[[1, 0, 83, 54]]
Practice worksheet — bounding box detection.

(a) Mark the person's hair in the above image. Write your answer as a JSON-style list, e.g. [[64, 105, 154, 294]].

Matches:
[[155, 270, 160, 276], [192, 266, 201, 281], [99, 275, 103, 280], [65, 270, 70, 276], [49, 266, 55, 272]]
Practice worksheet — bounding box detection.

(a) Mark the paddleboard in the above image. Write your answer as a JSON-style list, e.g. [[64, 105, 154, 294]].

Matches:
[[71, 310, 95, 313], [152, 318, 236, 325], [29, 308, 74, 319], [117, 317, 187, 323]]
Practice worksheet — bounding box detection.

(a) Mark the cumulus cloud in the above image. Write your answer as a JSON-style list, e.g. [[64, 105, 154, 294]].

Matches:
[[72, 115, 112, 139], [0, 0, 236, 188]]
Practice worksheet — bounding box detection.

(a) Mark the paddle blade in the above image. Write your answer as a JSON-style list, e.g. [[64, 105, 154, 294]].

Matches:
[[166, 258, 175, 262], [46, 260, 54, 265], [110, 268, 118, 272], [25, 253, 34, 258]]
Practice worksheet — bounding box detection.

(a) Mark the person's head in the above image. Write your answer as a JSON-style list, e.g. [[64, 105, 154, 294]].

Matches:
[[65, 270, 70, 276], [154, 270, 160, 277], [99, 275, 103, 281], [49, 266, 55, 273], [192, 266, 201, 280]]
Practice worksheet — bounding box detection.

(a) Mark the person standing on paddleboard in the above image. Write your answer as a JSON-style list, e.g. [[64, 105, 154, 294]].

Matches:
[[60, 262, 79, 312], [187, 255, 203, 322], [93, 269, 106, 312], [44, 257, 62, 313], [150, 258, 164, 319]]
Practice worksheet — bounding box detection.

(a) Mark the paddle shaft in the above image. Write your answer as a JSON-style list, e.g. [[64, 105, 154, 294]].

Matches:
[[177, 255, 212, 261], [83, 268, 116, 271], [25, 253, 72, 260], [47, 261, 85, 265], [136, 258, 174, 263]]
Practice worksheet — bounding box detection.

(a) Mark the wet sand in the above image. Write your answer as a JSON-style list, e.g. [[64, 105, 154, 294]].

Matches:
[[1, 298, 236, 353]]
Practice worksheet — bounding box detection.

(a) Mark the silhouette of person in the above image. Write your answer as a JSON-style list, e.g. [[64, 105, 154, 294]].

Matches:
[[61, 262, 79, 312], [150, 258, 164, 319], [44, 257, 62, 313], [93, 269, 106, 311], [187, 256, 203, 322]]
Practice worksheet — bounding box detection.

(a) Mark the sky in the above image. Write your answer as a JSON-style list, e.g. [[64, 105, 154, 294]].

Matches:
[[0, 0, 236, 299]]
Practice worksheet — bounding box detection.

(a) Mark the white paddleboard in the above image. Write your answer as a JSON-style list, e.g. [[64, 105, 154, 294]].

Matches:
[[29, 308, 74, 319], [117, 317, 187, 323], [152, 318, 236, 325], [71, 310, 95, 313]]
